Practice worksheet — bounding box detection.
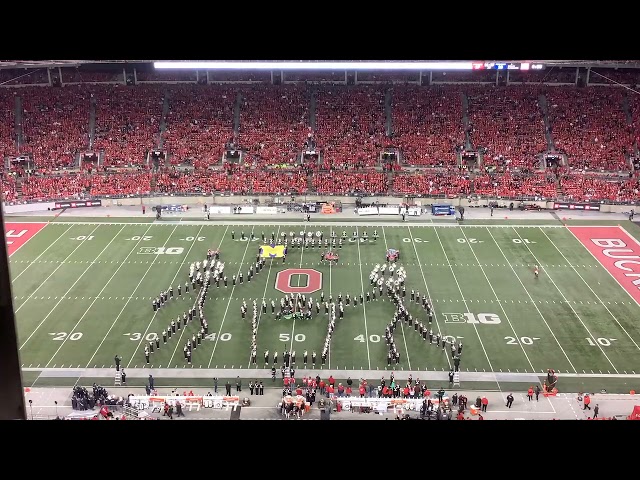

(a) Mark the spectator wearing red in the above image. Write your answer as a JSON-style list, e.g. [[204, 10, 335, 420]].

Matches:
[[319, 379, 325, 394], [359, 385, 366, 397], [328, 375, 335, 387], [481, 396, 488, 412]]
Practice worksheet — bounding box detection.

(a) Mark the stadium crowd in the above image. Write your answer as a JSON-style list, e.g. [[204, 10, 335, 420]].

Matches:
[[2, 82, 640, 204]]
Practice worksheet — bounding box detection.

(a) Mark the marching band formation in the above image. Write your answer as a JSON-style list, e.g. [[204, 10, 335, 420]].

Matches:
[[145, 249, 222, 364], [142, 229, 463, 371]]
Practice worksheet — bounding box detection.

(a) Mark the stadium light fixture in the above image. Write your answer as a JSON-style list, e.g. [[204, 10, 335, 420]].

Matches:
[[154, 61, 475, 70]]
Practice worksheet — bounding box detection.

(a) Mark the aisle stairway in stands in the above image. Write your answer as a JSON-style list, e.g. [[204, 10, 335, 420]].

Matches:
[[385, 88, 393, 137], [461, 92, 472, 150], [17, 176, 24, 199], [158, 92, 170, 150], [14, 95, 23, 151], [306, 171, 313, 192], [233, 92, 242, 135], [622, 94, 635, 170], [88, 96, 96, 150], [309, 87, 317, 131], [538, 94, 555, 152]]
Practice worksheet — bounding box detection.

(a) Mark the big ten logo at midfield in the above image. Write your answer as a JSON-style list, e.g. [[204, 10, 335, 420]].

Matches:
[[275, 269, 322, 294], [442, 313, 501, 325], [138, 247, 184, 255]]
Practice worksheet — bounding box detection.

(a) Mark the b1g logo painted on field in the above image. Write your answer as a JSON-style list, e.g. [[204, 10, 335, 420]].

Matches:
[[275, 268, 323, 294], [442, 313, 501, 324], [138, 247, 184, 255]]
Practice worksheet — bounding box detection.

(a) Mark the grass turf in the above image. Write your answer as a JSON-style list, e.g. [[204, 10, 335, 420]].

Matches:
[[9, 219, 640, 393]]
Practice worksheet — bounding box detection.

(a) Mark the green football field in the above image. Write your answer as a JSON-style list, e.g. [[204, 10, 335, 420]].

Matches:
[[8, 218, 640, 392]]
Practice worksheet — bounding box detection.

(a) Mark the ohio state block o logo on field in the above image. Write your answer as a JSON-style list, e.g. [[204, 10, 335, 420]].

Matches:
[[275, 269, 322, 294]]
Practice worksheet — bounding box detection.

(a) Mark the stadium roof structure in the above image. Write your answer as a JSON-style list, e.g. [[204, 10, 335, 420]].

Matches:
[[0, 60, 639, 69]]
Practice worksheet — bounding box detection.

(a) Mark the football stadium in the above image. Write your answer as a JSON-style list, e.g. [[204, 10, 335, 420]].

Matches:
[[2, 60, 640, 421]]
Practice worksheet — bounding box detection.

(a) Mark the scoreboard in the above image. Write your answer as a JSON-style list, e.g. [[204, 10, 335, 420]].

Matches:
[[471, 62, 544, 71]]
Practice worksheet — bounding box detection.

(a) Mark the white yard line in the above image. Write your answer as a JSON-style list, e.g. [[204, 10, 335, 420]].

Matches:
[[328, 227, 333, 369], [87, 224, 180, 368], [15, 225, 102, 312], [45, 224, 156, 367], [381, 226, 411, 371], [207, 226, 256, 368], [458, 227, 537, 372], [430, 225, 500, 390], [11, 225, 73, 283], [19, 225, 118, 350], [288, 224, 308, 354], [485, 228, 577, 373], [355, 226, 372, 370], [166, 225, 225, 367], [561, 227, 640, 352], [246, 226, 281, 368], [121, 224, 204, 368], [404, 226, 451, 370], [513, 227, 619, 372], [85, 224, 187, 369]]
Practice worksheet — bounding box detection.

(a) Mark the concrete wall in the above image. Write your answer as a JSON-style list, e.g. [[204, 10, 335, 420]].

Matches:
[[3, 202, 56, 213], [8, 195, 631, 214], [102, 195, 634, 213]]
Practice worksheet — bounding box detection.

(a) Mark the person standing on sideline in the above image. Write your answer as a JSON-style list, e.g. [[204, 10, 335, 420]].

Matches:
[[142, 205, 146, 215], [506, 393, 514, 408], [236, 377, 242, 392], [121, 369, 126, 385], [535, 385, 540, 401], [593, 404, 599, 418], [114, 355, 121, 371], [583, 394, 591, 410], [527, 386, 534, 401], [481, 396, 488, 412], [148, 374, 154, 391], [225, 380, 232, 396], [213, 377, 218, 393]]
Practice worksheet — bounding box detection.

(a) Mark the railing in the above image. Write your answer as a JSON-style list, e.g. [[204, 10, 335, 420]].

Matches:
[[5, 167, 638, 206]]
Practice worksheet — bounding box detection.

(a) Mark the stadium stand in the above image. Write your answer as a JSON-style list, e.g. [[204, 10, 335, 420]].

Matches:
[[3, 73, 640, 204], [21, 86, 91, 169], [467, 85, 548, 170], [93, 85, 164, 167], [391, 85, 464, 167], [237, 84, 309, 167], [315, 85, 386, 169], [163, 84, 236, 168], [546, 86, 633, 172]]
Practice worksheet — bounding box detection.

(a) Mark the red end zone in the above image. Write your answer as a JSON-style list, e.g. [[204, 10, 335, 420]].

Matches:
[[5, 223, 48, 257], [568, 226, 640, 304]]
